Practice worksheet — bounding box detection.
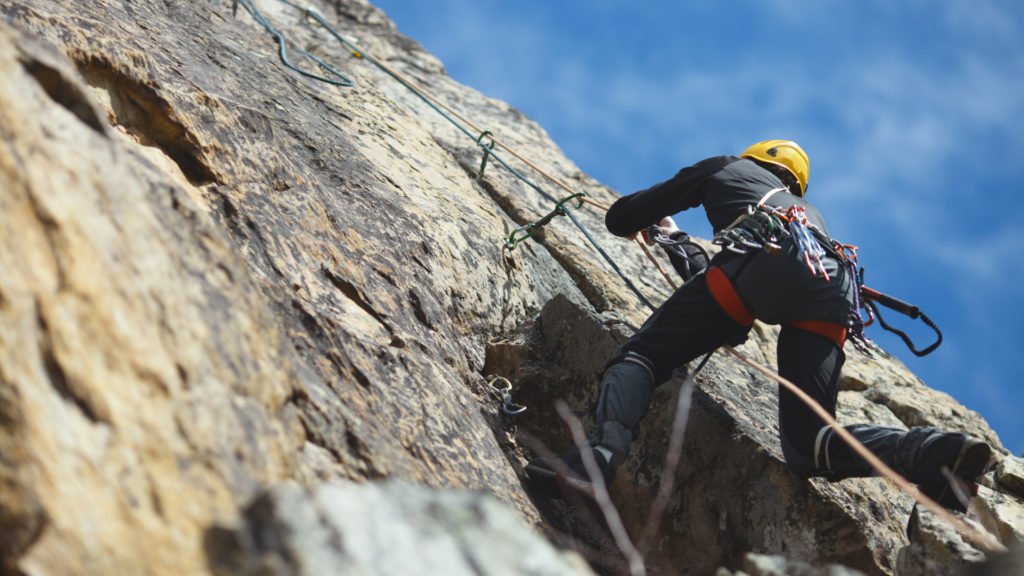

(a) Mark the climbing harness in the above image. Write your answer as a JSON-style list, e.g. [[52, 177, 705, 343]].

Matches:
[[233, 0, 354, 87], [710, 197, 943, 356], [505, 193, 585, 248], [713, 202, 830, 280], [486, 376, 527, 416]]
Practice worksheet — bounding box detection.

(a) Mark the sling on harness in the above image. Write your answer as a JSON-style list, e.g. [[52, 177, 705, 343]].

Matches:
[[859, 284, 943, 357]]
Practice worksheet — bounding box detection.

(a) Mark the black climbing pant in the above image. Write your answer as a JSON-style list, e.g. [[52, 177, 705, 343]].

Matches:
[[589, 256, 948, 482]]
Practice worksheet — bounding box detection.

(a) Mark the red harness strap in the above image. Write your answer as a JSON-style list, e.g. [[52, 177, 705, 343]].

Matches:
[[706, 266, 847, 347], [706, 266, 754, 325], [789, 320, 847, 348]]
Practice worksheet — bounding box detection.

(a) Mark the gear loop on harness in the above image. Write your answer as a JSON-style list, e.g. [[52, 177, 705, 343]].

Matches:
[[486, 375, 527, 416]]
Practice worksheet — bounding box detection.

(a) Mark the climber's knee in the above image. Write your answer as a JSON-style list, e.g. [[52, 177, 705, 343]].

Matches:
[[595, 357, 655, 428]]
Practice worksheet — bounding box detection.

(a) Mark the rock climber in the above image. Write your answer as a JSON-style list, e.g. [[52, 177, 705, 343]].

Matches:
[[525, 140, 992, 513]]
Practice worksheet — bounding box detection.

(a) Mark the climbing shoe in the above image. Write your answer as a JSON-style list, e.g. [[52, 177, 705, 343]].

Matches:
[[913, 433, 992, 513], [524, 445, 616, 498]]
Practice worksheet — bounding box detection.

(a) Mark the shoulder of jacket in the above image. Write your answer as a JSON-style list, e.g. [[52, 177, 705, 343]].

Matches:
[[693, 155, 743, 172]]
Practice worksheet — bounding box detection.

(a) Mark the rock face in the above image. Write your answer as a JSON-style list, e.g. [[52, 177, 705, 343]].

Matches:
[[205, 480, 594, 576], [0, 1, 1021, 575]]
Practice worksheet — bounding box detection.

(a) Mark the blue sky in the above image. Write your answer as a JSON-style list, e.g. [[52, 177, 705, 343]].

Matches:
[[373, 0, 1024, 454]]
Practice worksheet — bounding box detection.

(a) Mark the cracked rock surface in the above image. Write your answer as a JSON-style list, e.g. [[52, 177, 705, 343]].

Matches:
[[1, 1, 1021, 575]]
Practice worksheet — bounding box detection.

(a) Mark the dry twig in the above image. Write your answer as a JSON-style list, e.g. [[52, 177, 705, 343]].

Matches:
[[639, 374, 697, 555], [555, 400, 647, 576]]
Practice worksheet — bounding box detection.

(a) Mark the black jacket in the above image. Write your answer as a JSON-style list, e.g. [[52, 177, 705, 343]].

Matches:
[[606, 156, 853, 325], [605, 156, 830, 237]]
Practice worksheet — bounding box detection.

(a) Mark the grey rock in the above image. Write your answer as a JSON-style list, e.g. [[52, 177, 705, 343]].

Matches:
[[739, 552, 867, 575], [995, 456, 1024, 498], [206, 481, 594, 576], [974, 486, 1024, 547], [511, 297, 912, 575], [0, 0, 1020, 574], [962, 544, 1024, 576], [897, 506, 986, 575]]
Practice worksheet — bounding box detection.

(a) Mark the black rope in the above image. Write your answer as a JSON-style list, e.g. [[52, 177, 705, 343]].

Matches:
[[867, 299, 943, 357]]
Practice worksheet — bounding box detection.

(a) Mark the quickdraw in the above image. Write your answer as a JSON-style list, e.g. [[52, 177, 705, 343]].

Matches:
[[505, 193, 586, 248], [475, 130, 496, 183], [486, 376, 527, 416]]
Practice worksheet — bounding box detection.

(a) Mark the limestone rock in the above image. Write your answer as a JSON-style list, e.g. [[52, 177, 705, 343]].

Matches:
[[206, 481, 594, 576], [974, 486, 1024, 547], [897, 506, 986, 575], [841, 349, 1003, 451], [962, 545, 1024, 576], [507, 297, 913, 575], [730, 552, 867, 575], [0, 0, 1020, 574], [995, 456, 1024, 498]]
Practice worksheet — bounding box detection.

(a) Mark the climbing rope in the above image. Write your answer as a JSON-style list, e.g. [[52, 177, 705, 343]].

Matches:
[[233, 0, 354, 87], [230, 4, 993, 552], [271, 2, 658, 311]]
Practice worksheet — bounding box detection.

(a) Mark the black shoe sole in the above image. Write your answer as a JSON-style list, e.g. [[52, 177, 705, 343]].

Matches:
[[952, 438, 993, 482], [921, 438, 993, 513]]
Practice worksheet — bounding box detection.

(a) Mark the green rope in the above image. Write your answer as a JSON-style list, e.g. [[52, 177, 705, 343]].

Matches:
[[276, 2, 657, 312], [233, 0, 354, 87]]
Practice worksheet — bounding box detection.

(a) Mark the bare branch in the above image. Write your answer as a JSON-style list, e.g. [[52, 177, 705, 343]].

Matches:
[[639, 373, 697, 555], [555, 400, 647, 576]]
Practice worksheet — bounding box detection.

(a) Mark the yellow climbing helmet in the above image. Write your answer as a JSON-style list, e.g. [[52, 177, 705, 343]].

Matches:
[[741, 140, 810, 196]]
